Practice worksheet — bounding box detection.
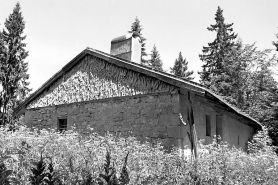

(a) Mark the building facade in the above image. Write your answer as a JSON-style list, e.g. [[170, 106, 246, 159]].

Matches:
[[15, 33, 261, 151]]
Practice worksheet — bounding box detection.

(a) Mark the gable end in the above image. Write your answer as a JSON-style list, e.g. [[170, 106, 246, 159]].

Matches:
[[27, 55, 179, 109]]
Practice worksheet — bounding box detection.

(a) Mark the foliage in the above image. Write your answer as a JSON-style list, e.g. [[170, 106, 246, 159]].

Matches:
[[129, 17, 148, 65], [118, 152, 129, 185], [29, 154, 47, 185], [0, 2, 30, 125], [98, 149, 119, 185], [199, 6, 237, 87], [198, 4, 278, 150], [247, 127, 275, 153], [44, 159, 62, 185], [149, 45, 163, 71], [206, 39, 278, 150], [0, 125, 277, 184], [170, 52, 194, 81], [0, 156, 14, 185]]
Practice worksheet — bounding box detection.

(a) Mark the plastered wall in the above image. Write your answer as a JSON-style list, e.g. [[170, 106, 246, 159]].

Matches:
[[25, 93, 183, 148], [190, 95, 255, 151]]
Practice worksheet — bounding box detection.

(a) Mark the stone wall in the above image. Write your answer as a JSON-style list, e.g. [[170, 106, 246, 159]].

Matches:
[[28, 55, 178, 108], [25, 93, 182, 148]]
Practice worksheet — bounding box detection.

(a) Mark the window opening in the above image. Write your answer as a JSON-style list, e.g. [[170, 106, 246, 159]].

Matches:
[[205, 115, 211, 136], [58, 118, 67, 132]]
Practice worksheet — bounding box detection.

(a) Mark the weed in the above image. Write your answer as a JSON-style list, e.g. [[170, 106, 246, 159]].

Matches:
[[29, 153, 47, 185]]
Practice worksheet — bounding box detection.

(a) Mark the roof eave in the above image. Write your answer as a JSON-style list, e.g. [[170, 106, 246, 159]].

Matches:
[[204, 91, 262, 130]]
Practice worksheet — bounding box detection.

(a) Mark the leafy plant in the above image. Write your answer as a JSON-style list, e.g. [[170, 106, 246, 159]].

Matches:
[[29, 154, 47, 185], [99, 149, 119, 185], [118, 152, 129, 185], [44, 159, 62, 185]]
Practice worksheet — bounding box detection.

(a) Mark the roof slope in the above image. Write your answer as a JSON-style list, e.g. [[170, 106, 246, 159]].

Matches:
[[14, 47, 262, 130]]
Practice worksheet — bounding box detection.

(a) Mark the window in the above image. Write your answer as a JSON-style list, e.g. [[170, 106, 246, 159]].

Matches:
[[205, 115, 211, 136], [216, 115, 223, 140], [58, 118, 67, 132]]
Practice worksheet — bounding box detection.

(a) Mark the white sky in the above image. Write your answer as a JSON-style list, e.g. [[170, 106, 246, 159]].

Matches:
[[0, 0, 277, 92]]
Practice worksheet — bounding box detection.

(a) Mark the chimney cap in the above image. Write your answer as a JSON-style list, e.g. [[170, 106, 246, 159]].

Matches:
[[111, 32, 140, 43]]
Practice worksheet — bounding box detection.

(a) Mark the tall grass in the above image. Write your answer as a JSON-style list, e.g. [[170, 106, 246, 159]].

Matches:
[[0, 125, 277, 184]]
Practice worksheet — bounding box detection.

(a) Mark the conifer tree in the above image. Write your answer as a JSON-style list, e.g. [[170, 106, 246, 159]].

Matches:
[[149, 45, 163, 71], [170, 52, 194, 81], [199, 6, 237, 87], [0, 3, 30, 125], [129, 17, 148, 65]]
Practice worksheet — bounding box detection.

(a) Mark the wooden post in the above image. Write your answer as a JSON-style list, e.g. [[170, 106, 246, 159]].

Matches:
[[179, 103, 198, 159], [188, 104, 197, 159]]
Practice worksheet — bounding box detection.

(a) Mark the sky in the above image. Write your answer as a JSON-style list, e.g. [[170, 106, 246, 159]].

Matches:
[[0, 0, 278, 92]]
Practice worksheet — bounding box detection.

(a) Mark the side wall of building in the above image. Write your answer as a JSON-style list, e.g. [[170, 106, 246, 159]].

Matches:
[[25, 88, 255, 151], [25, 93, 182, 148], [192, 94, 255, 151]]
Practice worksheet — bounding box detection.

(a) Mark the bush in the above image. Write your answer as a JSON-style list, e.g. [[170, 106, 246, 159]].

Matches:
[[0, 125, 277, 184]]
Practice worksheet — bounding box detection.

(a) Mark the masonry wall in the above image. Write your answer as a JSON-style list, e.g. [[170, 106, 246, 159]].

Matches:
[[25, 93, 182, 148], [25, 89, 255, 151]]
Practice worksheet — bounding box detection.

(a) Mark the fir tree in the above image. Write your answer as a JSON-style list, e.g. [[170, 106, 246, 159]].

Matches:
[[199, 6, 237, 87], [170, 52, 194, 81], [129, 17, 148, 65], [149, 45, 163, 71], [0, 3, 30, 125], [209, 39, 250, 108]]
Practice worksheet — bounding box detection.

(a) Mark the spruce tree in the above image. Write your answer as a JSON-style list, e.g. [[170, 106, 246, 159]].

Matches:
[[199, 6, 237, 87], [0, 3, 30, 124], [170, 52, 194, 81], [129, 17, 148, 65], [149, 45, 163, 71]]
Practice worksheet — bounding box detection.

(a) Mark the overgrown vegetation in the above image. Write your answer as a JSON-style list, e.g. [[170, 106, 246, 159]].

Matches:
[[0, 125, 277, 184]]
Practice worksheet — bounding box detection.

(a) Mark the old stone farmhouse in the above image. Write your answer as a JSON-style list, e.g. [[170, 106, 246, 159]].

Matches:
[[14, 33, 262, 151]]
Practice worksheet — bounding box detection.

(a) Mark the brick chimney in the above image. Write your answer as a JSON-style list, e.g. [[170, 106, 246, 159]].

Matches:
[[110, 32, 141, 64]]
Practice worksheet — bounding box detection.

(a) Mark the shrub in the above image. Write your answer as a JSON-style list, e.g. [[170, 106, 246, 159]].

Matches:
[[0, 125, 277, 184]]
